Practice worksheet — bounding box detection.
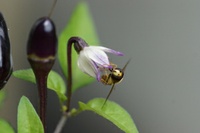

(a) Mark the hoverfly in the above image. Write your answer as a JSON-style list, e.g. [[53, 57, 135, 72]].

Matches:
[[101, 59, 131, 108]]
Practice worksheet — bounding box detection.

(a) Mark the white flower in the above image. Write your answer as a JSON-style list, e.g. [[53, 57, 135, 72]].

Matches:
[[77, 46, 123, 81]]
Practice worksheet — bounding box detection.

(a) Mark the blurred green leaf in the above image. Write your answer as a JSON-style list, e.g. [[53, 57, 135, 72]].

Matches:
[[0, 91, 5, 108], [58, 1, 99, 92], [13, 69, 67, 103], [0, 119, 15, 133], [79, 98, 139, 133], [18, 96, 44, 133]]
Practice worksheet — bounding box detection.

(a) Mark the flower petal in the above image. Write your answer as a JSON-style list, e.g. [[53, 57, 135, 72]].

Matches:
[[92, 61, 101, 81], [77, 51, 97, 78], [89, 46, 124, 56], [77, 45, 124, 82], [83, 47, 110, 67]]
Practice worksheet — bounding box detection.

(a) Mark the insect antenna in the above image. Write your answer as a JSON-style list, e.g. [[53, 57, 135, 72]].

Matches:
[[48, 0, 58, 18], [101, 84, 115, 109], [122, 59, 131, 72]]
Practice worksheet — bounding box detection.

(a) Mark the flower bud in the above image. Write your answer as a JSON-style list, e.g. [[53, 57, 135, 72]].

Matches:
[[0, 12, 13, 90]]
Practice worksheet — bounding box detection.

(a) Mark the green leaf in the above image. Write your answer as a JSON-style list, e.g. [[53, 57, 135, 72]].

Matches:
[[0, 91, 5, 108], [18, 96, 44, 133], [58, 1, 99, 92], [13, 69, 67, 103], [0, 119, 15, 133], [79, 98, 139, 133]]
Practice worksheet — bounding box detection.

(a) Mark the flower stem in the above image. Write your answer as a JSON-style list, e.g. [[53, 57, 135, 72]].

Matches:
[[66, 39, 73, 112], [66, 37, 87, 112]]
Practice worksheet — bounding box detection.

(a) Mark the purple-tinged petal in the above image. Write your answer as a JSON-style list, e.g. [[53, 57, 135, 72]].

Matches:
[[90, 46, 124, 56], [92, 61, 101, 81], [83, 47, 110, 67]]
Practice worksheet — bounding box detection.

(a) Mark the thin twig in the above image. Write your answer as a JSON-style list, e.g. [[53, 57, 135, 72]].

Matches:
[[54, 113, 68, 133]]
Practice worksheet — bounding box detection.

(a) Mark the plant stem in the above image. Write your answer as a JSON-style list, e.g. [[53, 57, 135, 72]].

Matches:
[[35, 73, 48, 130], [54, 113, 68, 133], [28, 59, 54, 132], [66, 37, 86, 112], [53, 37, 87, 132], [66, 39, 73, 112], [66, 37, 88, 112]]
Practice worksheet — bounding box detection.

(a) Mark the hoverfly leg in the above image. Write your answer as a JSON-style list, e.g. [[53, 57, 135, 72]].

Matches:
[[105, 73, 111, 84], [101, 84, 115, 109]]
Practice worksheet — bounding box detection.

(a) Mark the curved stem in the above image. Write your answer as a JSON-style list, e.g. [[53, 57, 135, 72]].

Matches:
[[66, 37, 87, 112], [66, 39, 72, 112], [53, 37, 87, 133]]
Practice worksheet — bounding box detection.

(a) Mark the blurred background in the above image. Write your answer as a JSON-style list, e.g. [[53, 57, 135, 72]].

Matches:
[[1, 0, 200, 132]]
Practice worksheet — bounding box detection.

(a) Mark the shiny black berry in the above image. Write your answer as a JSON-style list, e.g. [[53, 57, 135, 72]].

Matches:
[[27, 17, 57, 61]]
